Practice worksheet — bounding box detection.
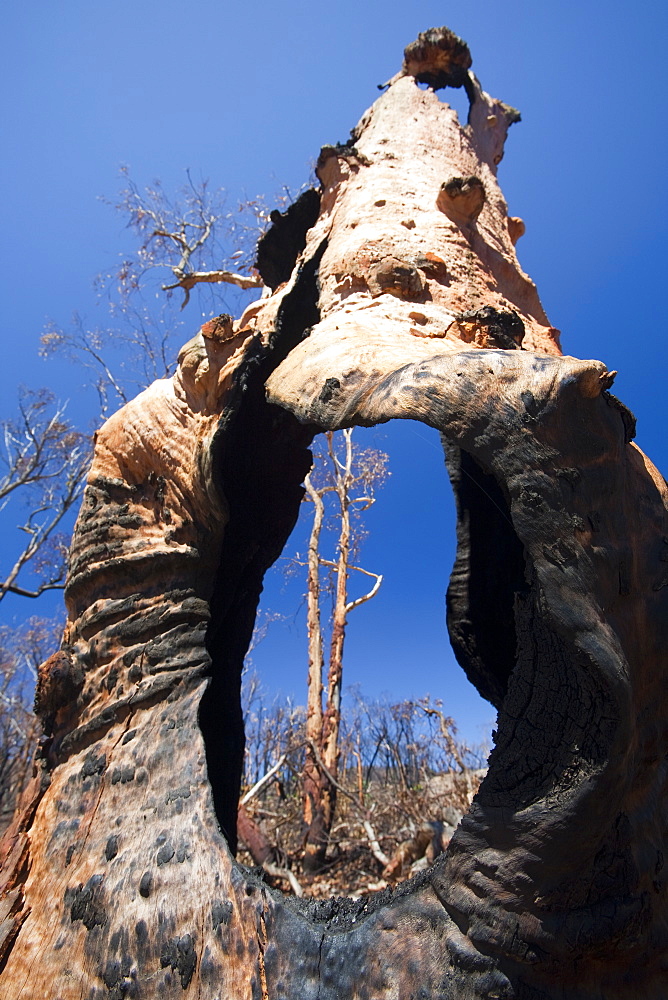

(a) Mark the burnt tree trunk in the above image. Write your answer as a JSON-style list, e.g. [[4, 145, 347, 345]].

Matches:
[[1, 27, 666, 1000]]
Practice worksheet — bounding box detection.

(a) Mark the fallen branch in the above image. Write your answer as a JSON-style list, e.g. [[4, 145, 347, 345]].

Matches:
[[241, 753, 288, 807], [263, 862, 304, 897], [362, 819, 390, 867], [382, 821, 454, 882]]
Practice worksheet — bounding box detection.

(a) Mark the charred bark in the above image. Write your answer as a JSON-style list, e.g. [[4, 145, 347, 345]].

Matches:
[[1, 25, 666, 1000]]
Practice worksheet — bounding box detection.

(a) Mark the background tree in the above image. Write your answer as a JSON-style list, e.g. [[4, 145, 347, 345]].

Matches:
[[300, 428, 388, 871], [39, 170, 268, 418], [0, 390, 89, 603], [0, 392, 90, 834], [0, 618, 59, 833]]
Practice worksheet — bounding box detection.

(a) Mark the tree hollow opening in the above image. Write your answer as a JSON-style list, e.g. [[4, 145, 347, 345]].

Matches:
[[200, 393, 528, 900]]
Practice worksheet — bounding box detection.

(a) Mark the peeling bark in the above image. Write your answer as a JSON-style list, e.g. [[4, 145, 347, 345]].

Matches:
[[1, 26, 666, 999]]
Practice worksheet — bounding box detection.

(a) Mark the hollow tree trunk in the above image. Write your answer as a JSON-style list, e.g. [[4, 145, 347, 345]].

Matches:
[[1, 27, 666, 1000]]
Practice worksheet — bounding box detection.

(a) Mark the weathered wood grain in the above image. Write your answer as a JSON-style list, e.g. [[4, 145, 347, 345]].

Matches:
[[1, 26, 666, 999]]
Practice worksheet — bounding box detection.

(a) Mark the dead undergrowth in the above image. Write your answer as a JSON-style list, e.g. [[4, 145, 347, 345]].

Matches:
[[238, 688, 489, 898]]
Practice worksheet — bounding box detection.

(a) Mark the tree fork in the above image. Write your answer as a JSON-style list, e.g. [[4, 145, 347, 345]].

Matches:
[[1, 26, 667, 999]]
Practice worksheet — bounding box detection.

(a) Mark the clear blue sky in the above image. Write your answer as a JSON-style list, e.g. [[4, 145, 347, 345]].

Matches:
[[2, 2, 666, 746]]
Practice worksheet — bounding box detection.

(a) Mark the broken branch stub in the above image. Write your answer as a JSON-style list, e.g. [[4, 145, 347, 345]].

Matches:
[[1, 25, 667, 1000]]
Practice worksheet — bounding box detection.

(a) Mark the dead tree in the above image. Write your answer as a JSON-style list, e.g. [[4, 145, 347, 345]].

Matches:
[[0, 390, 89, 602], [1, 27, 666, 999], [302, 429, 385, 872]]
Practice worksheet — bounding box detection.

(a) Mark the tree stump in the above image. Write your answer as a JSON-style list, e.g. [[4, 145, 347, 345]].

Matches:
[[1, 27, 666, 999]]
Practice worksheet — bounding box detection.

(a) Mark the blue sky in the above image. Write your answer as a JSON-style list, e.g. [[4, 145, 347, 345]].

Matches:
[[2, 2, 666, 745]]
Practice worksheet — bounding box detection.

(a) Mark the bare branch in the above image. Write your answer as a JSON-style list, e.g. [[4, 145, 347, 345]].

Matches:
[[316, 558, 383, 614], [345, 569, 383, 613], [163, 268, 262, 309], [2, 582, 65, 599]]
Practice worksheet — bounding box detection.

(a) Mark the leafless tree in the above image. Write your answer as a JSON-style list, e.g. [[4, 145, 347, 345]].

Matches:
[[114, 167, 263, 307], [39, 168, 269, 419], [0, 390, 88, 825], [298, 428, 389, 871], [0, 617, 60, 835], [0, 389, 90, 603]]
